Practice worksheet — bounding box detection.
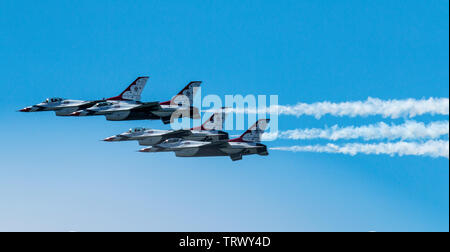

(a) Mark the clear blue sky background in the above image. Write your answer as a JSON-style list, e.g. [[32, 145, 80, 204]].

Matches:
[[0, 0, 448, 231]]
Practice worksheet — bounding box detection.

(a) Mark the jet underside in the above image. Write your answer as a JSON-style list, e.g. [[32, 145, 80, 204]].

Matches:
[[174, 143, 268, 160]]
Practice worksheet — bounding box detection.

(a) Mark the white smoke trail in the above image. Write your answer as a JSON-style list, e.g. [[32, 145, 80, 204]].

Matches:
[[262, 120, 449, 141], [270, 140, 449, 158], [229, 97, 449, 119]]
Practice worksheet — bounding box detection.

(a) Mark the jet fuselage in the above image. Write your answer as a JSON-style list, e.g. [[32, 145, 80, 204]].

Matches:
[[104, 128, 229, 146], [140, 139, 268, 161], [19, 98, 102, 116], [71, 100, 199, 123]]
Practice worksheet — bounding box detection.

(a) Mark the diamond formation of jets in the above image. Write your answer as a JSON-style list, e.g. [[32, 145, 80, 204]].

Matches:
[[19, 77, 270, 161]]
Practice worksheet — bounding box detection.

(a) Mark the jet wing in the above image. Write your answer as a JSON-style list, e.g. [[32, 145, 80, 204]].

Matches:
[[133, 102, 161, 111], [204, 140, 230, 147], [161, 129, 192, 140], [166, 140, 220, 150], [102, 102, 160, 113], [164, 140, 231, 152], [195, 140, 231, 149], [55, 100, 103, 109], [77, 100, 104, 110]]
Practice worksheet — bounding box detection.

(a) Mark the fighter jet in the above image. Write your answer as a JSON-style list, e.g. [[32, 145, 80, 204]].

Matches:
[[138, 119, 270, 161], [18, 77, 149, 116], [69, 81, 201, 124], [103, 110, 228, 146]]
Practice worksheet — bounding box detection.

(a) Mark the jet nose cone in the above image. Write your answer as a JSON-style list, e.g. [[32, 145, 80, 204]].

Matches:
[[69, 111, 81, 116], [139, 148, 151, 153], [19, 107, 31, 112], [103, 136, 117, 142]]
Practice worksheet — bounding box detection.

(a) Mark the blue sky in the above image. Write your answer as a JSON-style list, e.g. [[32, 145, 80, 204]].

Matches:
[[0, 0, 448, 231]]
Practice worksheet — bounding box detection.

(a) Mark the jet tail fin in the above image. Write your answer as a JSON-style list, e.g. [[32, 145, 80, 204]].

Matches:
[[107, 76, 149, 101], [193, 108, 228, 131], [229, 119, 270, 143], [160, 81, 201, 106]]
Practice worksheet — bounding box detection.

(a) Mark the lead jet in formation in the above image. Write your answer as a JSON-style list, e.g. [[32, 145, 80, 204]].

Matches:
[[69, 81, 201, 124], [138, 119, 270, 161], [19, 77, 149, 116], [102, 110, 229, 146]]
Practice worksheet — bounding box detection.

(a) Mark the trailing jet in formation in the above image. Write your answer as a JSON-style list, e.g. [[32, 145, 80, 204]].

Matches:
[[69, 81, 201, 124], [103, 110, 228, 145], [19, 77, 149, 116], [138, 119, 270, 161]]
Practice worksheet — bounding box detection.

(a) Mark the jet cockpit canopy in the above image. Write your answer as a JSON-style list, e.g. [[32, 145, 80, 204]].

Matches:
[[43, 97, 63, 103], [95, 101, 113, 107], [128, 127, 146, 133], [164, 138, 182, 144]]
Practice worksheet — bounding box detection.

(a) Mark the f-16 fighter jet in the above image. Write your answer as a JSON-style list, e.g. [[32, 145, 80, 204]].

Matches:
[[69, 81, 201, 124], [18, 77, 149, 116], [103, 110, 228, 146], [139, 119, 270, 161]]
